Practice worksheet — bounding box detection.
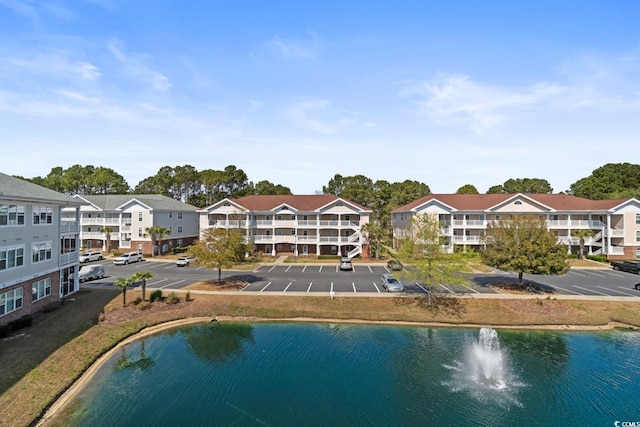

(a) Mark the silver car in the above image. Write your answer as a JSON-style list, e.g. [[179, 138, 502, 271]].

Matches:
[[381, 274, 404, 292], [339, 257, 353, 271]]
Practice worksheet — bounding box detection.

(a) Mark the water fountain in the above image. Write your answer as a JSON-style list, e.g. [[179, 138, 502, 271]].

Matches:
[[467, 327, 507, 389], [443, 327, 523, 408]]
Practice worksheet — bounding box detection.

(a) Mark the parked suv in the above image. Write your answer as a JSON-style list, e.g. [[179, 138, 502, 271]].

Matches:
[[113, 252, 143, 265], [79, 251, 103, 263]]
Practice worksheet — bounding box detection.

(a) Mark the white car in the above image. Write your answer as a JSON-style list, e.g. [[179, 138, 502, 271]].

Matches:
[[113, 252, 143, 265], [79, 251, 103, 263], [176, 256, 196, 267]]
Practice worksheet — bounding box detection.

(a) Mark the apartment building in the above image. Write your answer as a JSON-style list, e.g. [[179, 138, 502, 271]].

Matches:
[[392, 193, 640, 260], [0, 173, 82, 326], [70, 195, 199, 255], [198, 195, 372, 258]]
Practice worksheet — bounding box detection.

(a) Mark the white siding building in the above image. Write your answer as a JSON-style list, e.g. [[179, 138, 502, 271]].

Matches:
[[70, 195, 200, 256], [392, 193, 640, 259], [0, 173, 82, 327], [199, 195, 372, 258]]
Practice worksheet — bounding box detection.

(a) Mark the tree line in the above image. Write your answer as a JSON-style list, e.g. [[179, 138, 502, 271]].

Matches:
[[16, 162, 640, 210]]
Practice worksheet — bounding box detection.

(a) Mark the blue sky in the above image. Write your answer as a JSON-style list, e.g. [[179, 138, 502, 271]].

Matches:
[[1, 1, 639, 194]]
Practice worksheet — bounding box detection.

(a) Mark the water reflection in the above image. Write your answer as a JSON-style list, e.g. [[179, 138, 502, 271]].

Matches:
[[181, 322, 254, 365], [113, 340, 154, 372]]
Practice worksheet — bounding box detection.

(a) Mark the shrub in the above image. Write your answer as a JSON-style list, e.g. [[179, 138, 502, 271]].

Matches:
[[318, 255, 341, 260], [566, 253, 579, 259], [10, 315, 33, 331], [0, 324, 11, 338], [185, 291, 191, 302], [587, 255, 609, 263], [133, 297, 142, 305], [171, 247, 189, 254], [166, 292, 180, 304], [149, 290, 163, 303], [138, 301, 152, 311]]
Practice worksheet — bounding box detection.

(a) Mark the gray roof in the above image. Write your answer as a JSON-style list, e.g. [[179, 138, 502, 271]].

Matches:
[[78, 194, 199, 211], [0, 172, 82, 205]]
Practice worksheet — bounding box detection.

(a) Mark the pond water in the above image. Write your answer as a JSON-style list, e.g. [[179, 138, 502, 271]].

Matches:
[[56, 323, 640, 426]]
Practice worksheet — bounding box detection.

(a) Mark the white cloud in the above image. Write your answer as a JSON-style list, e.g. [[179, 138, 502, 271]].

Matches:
[[283, 98, 335, 134], [107, 40, 172, 91], [265, 33, 320, 60], [3, 51, 101, 81], [401, 74, 565, 133]]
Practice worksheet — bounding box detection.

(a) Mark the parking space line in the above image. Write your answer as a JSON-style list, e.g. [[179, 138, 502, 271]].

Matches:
[[283, 282, 292, 292], [373, 282, 381, 293], [368, 266, 373, 273], [609, 271, 628, 277], [307, 282, 313, 292], [352, 282, 356, 293], [160, 279, 185, 289], [568, 271, 586, 277], [268, 266, 277, 272], [238, 283, 250, 291], [253, 266, 261, 273], [572, 285, 607, 295], [285, 266, 291, 272], [582, 270, 606, 277], [459, 283, 480, 294], [596, 286, 635, 297], [551, 284, 582, 295], [384, 267, 390, 273], [319, 266, 323, 273], [260, 282, 271, 292], [302, 265, 307, 272], [619, 286, 640, 295], [416, 283, 429, 294], [149, 278, 168, 286], [163, 264, 174, 269], [439, 284, 453, 293]]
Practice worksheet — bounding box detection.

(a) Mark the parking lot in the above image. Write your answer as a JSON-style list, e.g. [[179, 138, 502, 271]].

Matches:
[[80, 259, 640, 298]]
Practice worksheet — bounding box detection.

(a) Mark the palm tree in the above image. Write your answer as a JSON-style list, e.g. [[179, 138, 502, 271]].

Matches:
[[572, 229, 594, 259], [132, 271, 154, 301], [114, 276, 133, 306], [145, 225, 172, 256], [100, 226, 114, 253]]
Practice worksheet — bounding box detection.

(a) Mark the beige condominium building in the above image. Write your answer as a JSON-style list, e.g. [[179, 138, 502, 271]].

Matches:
[[198, 195, 372, 258], [69, 195, 200, 256], [392, 193, 640, 260], [0, 173, 82, 326]]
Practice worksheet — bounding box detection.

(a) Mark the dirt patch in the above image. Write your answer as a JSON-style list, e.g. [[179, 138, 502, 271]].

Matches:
[[184, 279, 247, 291], [500, 298, 569, 316]]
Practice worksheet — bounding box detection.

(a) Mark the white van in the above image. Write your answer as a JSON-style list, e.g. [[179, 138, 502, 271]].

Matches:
[[78, 264, 105, 282]]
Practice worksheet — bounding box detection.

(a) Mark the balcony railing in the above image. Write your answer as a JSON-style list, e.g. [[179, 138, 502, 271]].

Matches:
[[451, 235, 482, 243], [60, 220, 79, 233], [82, 217, 120, 225], [60, 252, 78, 265]]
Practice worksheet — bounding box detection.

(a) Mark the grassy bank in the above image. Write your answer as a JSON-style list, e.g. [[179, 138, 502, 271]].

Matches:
[[1, 288, 639, 427]]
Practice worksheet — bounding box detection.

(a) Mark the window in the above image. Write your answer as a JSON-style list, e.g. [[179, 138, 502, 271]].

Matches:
[[0, 287, 23, 316], [60, 236, 77, 254], [636, 231, 640, 243], [138, 212, 143, 221], [33, 206, 53, 224], [636, 213, 640, 224], [0, 245, 25, 271], [291, 230, 296, 235], [169, 212, 173, 218], [32, 241, 52, 263], [276, 215, 283, 220], [60, 266, 77, 296], [276, 230, 283, 235], [138, 227, 143, 238], [514, 201, 522, 205], [32, 278, 51, 302], [178, 212, 183, 219], [0, 204, 25, 226], [177, 226, 183, 233], [223, 202, 231, 207]]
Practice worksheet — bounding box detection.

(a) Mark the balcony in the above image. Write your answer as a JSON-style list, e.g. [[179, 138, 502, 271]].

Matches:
[[452, 235, 482, 243], [209, 219, 248, 228], [60, 220, 79, 233], [82, 217, 120, 225]]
